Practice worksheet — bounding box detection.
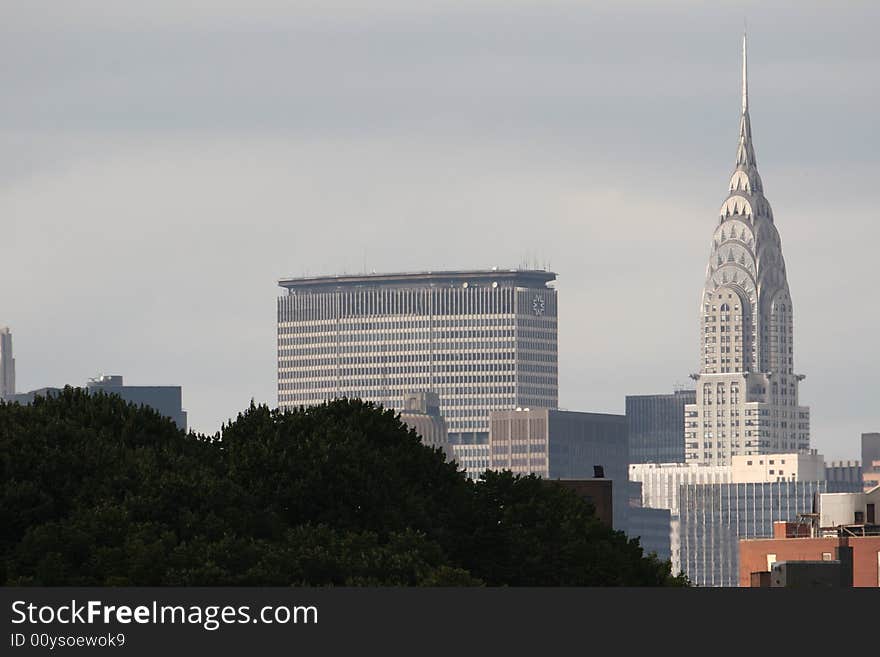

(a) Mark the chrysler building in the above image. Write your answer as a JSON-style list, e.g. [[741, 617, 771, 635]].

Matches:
[[684, 35, 810, 465]]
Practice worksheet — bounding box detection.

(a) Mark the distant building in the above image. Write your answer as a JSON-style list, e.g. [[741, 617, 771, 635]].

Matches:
[[451, 443, 490, 481], [0, 327, 15, 399], [399, 391, 451, 459], [825, 460, 863, 494], [626, 505, 672, 563], [625, 389, 695, 463], [7, 387, 62, 404], [739, 487, 880, 587], [863, 433, 880, 491], [730, 451, 824, 483], [9, 375, 187, 431], [548, 479, 613, 527], [679, 480, 828, 587], [767, 558, 852, 588], [865, 460, 880, 493], [489, 408, 628, 530], [277, 269, 558, 445], [629, 462, 733, 575], [85, 375, 187, 430], [685, 35, 810, 465]]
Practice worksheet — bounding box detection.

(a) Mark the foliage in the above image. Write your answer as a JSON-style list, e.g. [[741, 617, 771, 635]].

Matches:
[[0, 388, 686, 586]]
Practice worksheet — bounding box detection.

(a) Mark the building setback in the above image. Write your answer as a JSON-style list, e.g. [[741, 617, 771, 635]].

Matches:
[[277, 269, 558, 444], [489, 408, 628, 530], [626, 389, 695, 463], [685, 35, 810, 465]]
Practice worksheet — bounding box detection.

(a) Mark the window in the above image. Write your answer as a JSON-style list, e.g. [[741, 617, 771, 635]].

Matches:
[[822, 553, 832, 561], [766, 554, 777, 571]]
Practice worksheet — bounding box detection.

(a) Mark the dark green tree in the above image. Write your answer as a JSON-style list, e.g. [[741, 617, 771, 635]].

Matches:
[[0, 390, 685, 586]]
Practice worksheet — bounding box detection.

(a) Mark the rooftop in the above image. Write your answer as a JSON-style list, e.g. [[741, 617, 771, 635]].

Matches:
[[278, 268, 557, 292]]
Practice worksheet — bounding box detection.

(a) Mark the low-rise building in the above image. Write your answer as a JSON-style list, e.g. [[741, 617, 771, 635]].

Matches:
[[739, 487, 880, 587]]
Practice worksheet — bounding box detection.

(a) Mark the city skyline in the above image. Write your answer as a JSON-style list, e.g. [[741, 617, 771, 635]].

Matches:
[[3, 3, 879, 460]]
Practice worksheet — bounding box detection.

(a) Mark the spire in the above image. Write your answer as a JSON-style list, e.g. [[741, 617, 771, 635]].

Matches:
[[733, 31, 760, 181], [741, 31, 748, 113]]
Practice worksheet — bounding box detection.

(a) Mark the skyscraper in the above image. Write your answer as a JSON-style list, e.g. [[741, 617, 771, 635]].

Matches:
[[277, 269, 558, 443], [685, 35, 810, 465], [626, 389, 696, 463], [0, 327, 15, 399]]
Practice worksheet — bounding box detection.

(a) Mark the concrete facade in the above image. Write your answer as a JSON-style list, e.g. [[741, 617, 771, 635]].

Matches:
[[819, 487, 880, 528], [450, 443, 490, 481], [399, 391, 451, 460], [0, 327, 14, 399], [686, 35, 810, 465], [730, 451, 824, 483], [277, 269, 557, 445]]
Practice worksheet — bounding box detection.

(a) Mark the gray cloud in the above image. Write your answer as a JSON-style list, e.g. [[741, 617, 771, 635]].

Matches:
[[1, 1, 878, 460]]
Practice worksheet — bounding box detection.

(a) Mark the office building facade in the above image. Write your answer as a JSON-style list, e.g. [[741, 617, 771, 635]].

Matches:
[[277, 269, 558, 443], [863, 433, 880, 491], [626, 389, 695, 463], [0, 327, 14, 399], [399, 391, 451, 460], [85, 375, 187, 431], [8, 375, 187, 431], [679, 480, 828, 586], [685, 35, 810, 465], [451, 443, 491, 481], [825, 460, 864, 494], [489, 408, 628, 529], [629, 462, 733, 574]]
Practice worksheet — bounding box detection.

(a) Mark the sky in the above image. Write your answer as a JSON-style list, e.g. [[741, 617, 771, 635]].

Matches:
[[1, 1, 878, 460]]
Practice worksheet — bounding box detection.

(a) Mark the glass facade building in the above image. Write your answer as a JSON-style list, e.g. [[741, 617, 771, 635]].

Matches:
[[277, 269, 558, 443], [678, 480, 827, 587], [626, 389, 695, 463], [489, 408, 628, 529]]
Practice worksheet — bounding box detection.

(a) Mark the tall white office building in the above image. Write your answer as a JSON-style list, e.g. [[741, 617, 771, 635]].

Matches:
[[0, 327, 15, 399], [277, 269, 558, 443], [685, 35, 810, 465]]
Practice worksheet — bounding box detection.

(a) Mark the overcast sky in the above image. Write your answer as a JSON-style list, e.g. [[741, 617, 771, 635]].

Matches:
[[2, 1, 878, 460]]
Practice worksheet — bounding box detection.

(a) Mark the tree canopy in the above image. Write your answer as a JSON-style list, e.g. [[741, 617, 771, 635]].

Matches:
[[0, 388, 686, 586]]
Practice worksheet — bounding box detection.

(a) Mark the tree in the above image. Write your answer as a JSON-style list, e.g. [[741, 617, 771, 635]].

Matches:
[[0, 390, 686, 586]]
